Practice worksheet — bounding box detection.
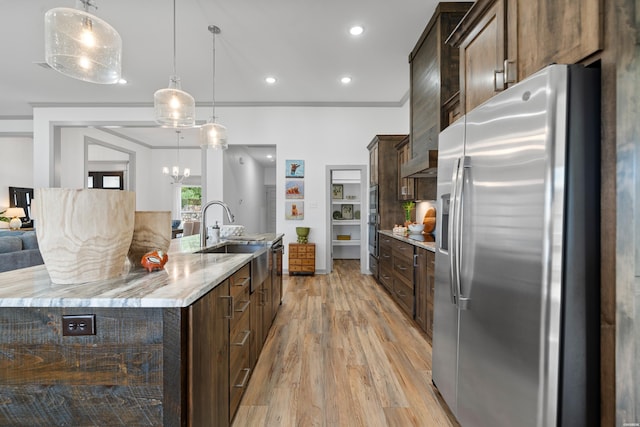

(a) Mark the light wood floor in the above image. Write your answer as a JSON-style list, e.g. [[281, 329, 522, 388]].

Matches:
[[233, 260, 459, 427]]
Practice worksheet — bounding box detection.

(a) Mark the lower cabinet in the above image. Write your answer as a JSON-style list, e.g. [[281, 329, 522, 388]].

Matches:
[[190, 279, 230, 427], [378, 235, 394, 294], [415, 247, 435, 342], [229, 264, 252, 419], [392, 240, 415, 316], [376, 233, 436, 343]]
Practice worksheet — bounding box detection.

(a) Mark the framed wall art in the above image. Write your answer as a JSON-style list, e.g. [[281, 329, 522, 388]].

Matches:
[[285, 201, 304, 220], [285, 160, 304, 178], [285, 178, 304, 199], [332, 184, 343, 200]]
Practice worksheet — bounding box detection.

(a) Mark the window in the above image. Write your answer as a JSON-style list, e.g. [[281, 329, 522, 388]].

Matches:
[[181, 186, 202, 222], [88, 172, 124, 190]]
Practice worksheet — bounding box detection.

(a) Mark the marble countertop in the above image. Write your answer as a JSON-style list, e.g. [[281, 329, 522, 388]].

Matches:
[[379, 230, 436, 252], [0, 233, 284, 309]]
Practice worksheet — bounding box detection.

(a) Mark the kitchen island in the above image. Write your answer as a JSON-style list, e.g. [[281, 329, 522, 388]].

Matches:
[[0, 233, 283, 427]]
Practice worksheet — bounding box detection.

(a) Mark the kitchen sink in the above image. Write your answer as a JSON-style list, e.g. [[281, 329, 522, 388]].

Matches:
[[196, 243, 269, 292], [196, 243, 267, 254]]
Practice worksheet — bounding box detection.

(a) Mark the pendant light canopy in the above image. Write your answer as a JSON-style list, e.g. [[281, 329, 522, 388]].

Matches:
[[163, 130, 191, 184], [200, 25, 228, 149], [44, 0, 122, 84], [154, 0, 195, 128]]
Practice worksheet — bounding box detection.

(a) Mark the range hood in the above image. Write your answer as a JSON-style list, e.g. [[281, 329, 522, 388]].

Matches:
[[401, 150, 438, 178]]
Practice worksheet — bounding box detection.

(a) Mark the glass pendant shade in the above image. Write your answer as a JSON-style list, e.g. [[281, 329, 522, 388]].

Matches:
[[154, 76, 196, 127], [44, 7, 122, 84], [200, 120, 228, 149]]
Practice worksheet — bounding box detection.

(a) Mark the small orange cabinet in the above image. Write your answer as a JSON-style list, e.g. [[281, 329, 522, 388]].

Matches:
[[288, 243, 315, 275]]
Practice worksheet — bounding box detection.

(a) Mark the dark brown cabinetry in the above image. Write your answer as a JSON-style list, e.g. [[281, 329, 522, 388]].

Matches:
[[391, 240, 415, 317], [415, 247, 435, 342], [378, 234, 416, 318], [191, 279, 231, 427], [449, 0, 602, 114], [367, 135, 407, 229], [410, 2, 471, 155], [229, 264, 252, 418], [378, 234, 394, 294], [397, 136, 414, 201]]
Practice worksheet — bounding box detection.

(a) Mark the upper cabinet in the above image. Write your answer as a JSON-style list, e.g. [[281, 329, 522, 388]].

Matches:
[[402, 2, 472, 185], [449, 0, 602, 113], [410, 2, 472, 154]]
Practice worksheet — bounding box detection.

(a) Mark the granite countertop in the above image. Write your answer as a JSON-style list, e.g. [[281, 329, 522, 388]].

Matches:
[[0, 233, 284, 309], [379, 230, 436, 252]]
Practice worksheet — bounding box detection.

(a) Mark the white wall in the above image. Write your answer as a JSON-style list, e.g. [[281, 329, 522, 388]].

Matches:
[[223, 146, 266, 233], [22, 102, 409, 272], [0, 137, 33, 211]]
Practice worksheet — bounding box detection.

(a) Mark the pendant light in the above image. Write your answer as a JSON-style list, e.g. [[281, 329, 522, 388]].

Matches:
[[44, 0, 122, 84], [163, 130, 191, 183], [154, 0, 195, 128], [200, 25, 228, 149]]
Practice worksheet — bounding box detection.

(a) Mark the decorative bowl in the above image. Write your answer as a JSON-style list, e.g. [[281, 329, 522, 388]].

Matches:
[[408, 223, 425, 234]]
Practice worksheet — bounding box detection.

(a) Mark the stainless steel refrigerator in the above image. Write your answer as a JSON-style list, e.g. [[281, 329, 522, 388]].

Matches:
[[432, 64, 600, 427]]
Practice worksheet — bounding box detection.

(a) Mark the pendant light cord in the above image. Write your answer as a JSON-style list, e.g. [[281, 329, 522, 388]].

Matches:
[[176, 130, 181, 169], [172, 0, 177, 78], [208, 25, 220, 121]]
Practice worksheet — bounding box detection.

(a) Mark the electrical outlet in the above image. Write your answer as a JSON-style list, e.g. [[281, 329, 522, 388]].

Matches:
[[62, 314, 96, 336]]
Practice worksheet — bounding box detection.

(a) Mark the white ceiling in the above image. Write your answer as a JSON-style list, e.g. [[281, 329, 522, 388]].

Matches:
[[1, 0, 461, 162]]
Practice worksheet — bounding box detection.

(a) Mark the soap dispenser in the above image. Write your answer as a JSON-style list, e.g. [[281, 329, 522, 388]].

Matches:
[[211, 221, 220, 242]]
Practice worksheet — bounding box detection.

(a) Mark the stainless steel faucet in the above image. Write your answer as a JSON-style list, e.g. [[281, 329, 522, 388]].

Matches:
[[200, 200, 235, 248]]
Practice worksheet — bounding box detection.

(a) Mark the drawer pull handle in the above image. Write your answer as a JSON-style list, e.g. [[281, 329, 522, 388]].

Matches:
[[397, 265, 407, 271], [235, 299, 251, 313], [234, 368, 251, 388], [232, 330, 251, 346], [235, 277, 250, 287]]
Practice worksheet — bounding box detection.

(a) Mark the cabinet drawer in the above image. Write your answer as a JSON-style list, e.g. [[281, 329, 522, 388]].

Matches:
[[231, 284, 250, 331], [380, 234, 394, 246], [392, 240, 414, 259], [230, 343, 251, 418], [394, 277, 415, 316], [230, 265, 251, 304], [379, 265, 394, 294], [394, 256, 414, 284]]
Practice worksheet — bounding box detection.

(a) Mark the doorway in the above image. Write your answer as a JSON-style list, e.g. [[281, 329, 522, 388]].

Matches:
[[326, 165, 367, 274]]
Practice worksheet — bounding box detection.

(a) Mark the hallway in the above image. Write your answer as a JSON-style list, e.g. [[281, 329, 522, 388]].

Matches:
[[233, 260, 458, 426]]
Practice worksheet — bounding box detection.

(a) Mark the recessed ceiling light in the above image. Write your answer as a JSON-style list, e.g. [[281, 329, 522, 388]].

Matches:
[[341, 76, 352, 84], [349, 26, 364, 36], [265, 76, 277, 84], [117, 78, 127, 84], [266, 154, 273, 159]]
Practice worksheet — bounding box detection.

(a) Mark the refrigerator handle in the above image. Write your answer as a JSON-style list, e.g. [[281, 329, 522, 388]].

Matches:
[[456, 156, 471, 310], [448, 157, 462, 305]]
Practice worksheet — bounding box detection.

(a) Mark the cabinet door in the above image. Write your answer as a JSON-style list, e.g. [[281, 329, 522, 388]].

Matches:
[[517, 0, 602, 80], [369, 144, 378, 186], [415, 248, 429, 334], [397, 140, 414, 201], [459, 0, 506, 113], [190, 280, 230, 427]]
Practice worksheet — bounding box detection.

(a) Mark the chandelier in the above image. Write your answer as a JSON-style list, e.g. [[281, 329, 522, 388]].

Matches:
[[163, 130, 191, 184], [200, 25, 228, 149]]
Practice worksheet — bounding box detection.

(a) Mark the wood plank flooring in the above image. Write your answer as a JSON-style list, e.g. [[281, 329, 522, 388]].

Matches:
[[233, 260, 459, 427]]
